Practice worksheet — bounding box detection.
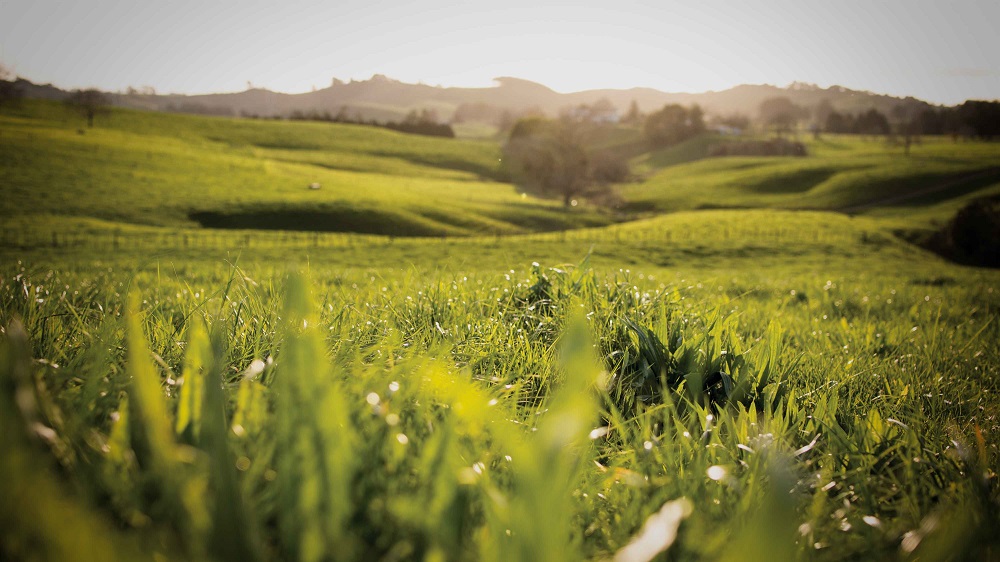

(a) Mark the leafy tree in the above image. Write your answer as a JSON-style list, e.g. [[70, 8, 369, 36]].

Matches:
[[853, 108, 890, 136], [66, 88, 110, 127], [0, 63, 21, 109], [560, 98, 619, 124], [623, 100, 642, 125], [758, 97, 802, 138], [643, 104, 704, 147], [958, 100, 1000, 140], [917, 108, 946, 135], [811, 99, 836, 138], [813, 99, 835, 128], [503, 118, 589, 206], [824, 111, 851, 134], [503, 118, 609, 207], [890, 105, 922, 154]]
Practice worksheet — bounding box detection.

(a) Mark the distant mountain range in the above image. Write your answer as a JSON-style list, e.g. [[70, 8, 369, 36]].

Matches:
[[9, 74, 937, 125]]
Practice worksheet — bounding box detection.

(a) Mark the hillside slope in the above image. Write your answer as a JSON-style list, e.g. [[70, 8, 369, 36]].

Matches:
[[0, 100, 612, 236]]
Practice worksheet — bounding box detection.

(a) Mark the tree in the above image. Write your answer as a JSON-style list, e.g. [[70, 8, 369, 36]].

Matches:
[[643, 104, 704, 147], [957, 100, 1000, 140], [0, 63, 22, 109], [890, 105, 921, 155], [812, 99, 835, 138], [66, 88, 110, 127], [758, 97, 802, 138], [813, 99, 835, 128], [623, 100, 642, 125], [916, 108, 944, 135], [824, 111, 851, 134], [853, 108, 890, 136], [502, 118, 592, 207]]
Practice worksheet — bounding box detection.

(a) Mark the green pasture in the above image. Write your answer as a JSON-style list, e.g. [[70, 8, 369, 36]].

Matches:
[[621, 135, 1000, 214], [1, 100, 1000, 561], [0, 101, 613, 236]]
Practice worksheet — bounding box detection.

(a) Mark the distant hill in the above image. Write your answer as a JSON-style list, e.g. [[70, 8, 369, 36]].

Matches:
[[6, 74, 936, 125]]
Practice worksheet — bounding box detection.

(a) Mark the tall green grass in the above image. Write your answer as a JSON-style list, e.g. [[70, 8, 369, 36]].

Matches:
[[1, 259, 997, 561]]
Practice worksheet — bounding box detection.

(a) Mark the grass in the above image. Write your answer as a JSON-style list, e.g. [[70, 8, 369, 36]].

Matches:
[[1, 251, 998, 561], [2, 101, 1000, 561], [620, 135, 1000, 214], [0, 100, 613, 236]]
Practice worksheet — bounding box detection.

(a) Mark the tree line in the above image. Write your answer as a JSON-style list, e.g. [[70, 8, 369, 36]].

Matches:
[[286, 107, 455, 138], [757, 95, 1000, 140]]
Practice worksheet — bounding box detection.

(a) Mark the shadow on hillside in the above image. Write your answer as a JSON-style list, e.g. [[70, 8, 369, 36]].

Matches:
[[746, 168, 838, 194], [899, 194, 1000, 268], [839, 168, 1000, 213], [190, 208, 447, 237]]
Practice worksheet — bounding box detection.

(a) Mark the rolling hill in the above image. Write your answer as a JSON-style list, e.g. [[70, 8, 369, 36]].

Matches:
[[7, 74, 936, 126], [0, 100, 614, 237]]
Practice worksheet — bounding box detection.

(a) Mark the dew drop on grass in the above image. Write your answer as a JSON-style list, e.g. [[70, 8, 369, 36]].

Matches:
[[589, 427, 610, 440], [901, 531, 921, 553], [395, 433, 409, 445], [706, 465, 727, 481], [366, 392, 380, 406], [863, 515, 881, 528], [235, 456, 251, 471], [388, 381, 400, 393]]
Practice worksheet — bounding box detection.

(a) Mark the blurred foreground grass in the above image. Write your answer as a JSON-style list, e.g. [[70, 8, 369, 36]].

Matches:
[[1, 253, 998, 561]]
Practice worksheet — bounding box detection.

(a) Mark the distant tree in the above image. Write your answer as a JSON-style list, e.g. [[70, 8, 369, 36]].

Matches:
[[385, 109, 455, 138], [917, 108, 945, 136], [688, 104, 705, 135], [890, 105, 922, 154], [812, 99, 835, 138], [497, 110, 516, 133], [66, 88, 110, 127], [560, 98, 618, 124], [957, 100, 1000, 140], [824, 111, 852, 134], [502, 118, 594, 207], [125, 85, 157, 96], [813, 99, 835, 127], [623, 100, 642, 125], [0, 63, 22, 109], [758, 97, 802, 138], [853, 108, 890, 136], [403, 109, 421, 125], [643, 103, 705, 147]]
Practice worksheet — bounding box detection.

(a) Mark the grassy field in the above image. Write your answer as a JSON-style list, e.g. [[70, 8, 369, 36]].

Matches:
[[2, 101, 1000, 561], [621, 135, 1000, 214], [0, 101, 614, 236]]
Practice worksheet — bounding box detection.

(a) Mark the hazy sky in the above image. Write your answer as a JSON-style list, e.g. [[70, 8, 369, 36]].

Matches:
[[2, 0, 997, 104]]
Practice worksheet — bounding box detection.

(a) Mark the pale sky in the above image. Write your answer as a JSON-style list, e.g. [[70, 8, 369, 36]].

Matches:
[[1, 0, 998, 105]]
